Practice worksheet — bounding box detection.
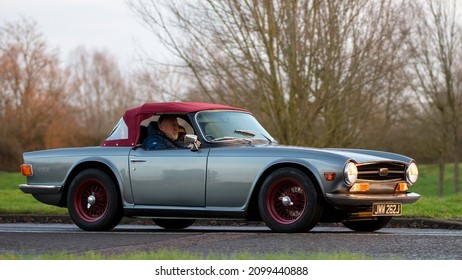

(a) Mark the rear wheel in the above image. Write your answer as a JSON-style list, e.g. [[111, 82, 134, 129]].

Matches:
[[342, 216, 392, 232], [67, 169, 123, 231], [153, 219, 196, 230], [258, 168, 322, 233]]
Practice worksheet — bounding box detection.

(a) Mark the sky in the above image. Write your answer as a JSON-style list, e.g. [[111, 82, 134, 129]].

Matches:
[[0, 0, 161, 67]]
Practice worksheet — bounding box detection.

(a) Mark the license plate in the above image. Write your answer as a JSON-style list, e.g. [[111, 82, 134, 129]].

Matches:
[[372, 203, 402, 216]]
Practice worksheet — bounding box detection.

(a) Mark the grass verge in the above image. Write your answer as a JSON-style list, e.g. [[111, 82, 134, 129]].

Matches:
[[0, 249, 369, 260]]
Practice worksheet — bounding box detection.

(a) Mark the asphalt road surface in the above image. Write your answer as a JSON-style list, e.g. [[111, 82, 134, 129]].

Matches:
[[1, 223, 461, 259]]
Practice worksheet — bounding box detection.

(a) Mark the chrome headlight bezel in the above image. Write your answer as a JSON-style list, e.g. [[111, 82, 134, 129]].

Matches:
[[406, 162, 418, 185], [344, 161, 358, 186]]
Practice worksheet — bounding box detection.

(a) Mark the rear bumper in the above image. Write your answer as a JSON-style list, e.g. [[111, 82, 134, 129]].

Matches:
[[19, 184, 62, 194], [19, 184, 64, 206], [325, 192, 421, 207]]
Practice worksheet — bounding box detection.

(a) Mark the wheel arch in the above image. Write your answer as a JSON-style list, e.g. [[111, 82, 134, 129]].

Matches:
[[60, 161, 122, 207], [246, 162, 325, 220]]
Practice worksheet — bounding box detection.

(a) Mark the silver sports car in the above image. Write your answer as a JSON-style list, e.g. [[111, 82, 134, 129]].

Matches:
[[19, 102, 420, 233]]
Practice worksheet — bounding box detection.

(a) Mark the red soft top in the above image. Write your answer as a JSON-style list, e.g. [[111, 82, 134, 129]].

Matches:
[[102, 102, 247, 147]]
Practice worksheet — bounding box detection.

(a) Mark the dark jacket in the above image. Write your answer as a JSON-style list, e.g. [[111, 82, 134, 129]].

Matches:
[[142, 123, 178, 150]]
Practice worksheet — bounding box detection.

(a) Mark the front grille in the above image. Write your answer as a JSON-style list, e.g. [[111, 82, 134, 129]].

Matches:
[[357, 162, 406, 181]]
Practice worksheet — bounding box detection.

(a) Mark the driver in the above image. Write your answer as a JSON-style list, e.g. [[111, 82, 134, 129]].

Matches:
[[143, 115, 180, 150]]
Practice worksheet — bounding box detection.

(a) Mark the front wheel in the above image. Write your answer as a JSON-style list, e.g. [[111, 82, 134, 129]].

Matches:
[[342, 217, 392, 232], [67, 169, 124, 231], [258, 168, 322, 233]]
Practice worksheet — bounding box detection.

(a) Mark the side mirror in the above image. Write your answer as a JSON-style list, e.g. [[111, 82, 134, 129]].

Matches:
[[184, 134, 201, 151]]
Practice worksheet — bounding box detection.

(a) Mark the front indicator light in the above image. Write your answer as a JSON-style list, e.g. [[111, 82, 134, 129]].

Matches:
[[350, 183, 369, 192], [395, 183, 408, 192], [324, 172, 336, 181], [20, 164, 33, 176]]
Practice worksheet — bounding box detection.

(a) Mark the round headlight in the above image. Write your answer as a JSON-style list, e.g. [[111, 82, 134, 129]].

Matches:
[[406, 162, 418, 184], [344, 162, 358, 186]]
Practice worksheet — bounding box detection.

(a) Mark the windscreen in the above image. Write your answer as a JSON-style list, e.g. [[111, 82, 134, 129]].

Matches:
[[195, 111, 275, 143]]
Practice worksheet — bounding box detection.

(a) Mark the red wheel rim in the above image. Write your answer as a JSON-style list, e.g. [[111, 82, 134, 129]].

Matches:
[[266, 177, 306, 224], [74, 178, 108, 222]]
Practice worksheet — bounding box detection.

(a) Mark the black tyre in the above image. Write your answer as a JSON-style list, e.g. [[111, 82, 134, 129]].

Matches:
[[67, 169, 124, 231], [342, 216, 392, 232], [258, 167, 322, 233], [153, 219, 196, 230]]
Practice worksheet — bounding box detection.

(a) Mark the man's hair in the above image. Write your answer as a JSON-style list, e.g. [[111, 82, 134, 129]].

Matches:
[[158, 115, 176, 124]]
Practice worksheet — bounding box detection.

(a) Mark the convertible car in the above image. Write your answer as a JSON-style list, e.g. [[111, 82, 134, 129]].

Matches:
[[19, 102, 420, 233]]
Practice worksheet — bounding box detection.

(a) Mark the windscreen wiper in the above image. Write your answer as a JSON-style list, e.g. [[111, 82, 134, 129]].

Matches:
[[234, 129, 256, 137], [212, 136, 252, 144]]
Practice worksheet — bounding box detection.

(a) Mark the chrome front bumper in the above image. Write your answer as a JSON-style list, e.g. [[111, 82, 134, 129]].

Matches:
[[325, 192, 421, 206]]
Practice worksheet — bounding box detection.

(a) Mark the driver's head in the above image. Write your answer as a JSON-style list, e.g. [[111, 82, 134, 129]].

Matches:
[[158, 115, 179, 141]]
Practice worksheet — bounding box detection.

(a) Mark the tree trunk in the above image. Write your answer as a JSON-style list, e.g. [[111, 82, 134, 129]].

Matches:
[[454, 161, 459, 194], [452, 126, 460, 194], [438, 161, 445, 197], [453, 142, 460, 194]]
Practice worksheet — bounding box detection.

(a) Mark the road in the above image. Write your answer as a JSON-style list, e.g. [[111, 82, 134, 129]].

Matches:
[[1, 223, 461, 259]]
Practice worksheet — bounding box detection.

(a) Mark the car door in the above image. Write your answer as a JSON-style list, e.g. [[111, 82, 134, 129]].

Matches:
[[128, 148, 209, 206]]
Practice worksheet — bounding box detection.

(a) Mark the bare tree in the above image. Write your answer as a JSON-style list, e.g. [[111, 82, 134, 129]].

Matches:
[[133, 65, 187, 102], [0, 17, 165, 171], [408, 0, 462, 195], [67, 47, 139, 145], [0, 18, 68, 170], [130, 0, 412, 148]]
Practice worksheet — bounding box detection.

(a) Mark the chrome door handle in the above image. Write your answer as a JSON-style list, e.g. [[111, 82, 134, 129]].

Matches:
[[130, 159, 147, 163]]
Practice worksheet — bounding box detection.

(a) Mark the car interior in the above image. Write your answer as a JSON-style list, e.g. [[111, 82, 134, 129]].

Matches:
[[137, 115, 196, 147]]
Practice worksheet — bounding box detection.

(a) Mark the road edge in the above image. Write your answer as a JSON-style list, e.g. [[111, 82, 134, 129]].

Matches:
[[0, 215, 461, 230]]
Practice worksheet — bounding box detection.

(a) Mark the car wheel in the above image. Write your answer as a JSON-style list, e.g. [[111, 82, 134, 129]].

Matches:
[[258, 167, 322, 233], [153, 219, 196, 230], [342, 217, 392, 232], [67, 169, 124, 231]]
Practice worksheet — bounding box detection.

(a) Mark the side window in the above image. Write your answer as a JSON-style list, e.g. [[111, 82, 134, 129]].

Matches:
[[106, 118, 129, 140], [139, 115, 196, 150], [140, 115, 195, 136]]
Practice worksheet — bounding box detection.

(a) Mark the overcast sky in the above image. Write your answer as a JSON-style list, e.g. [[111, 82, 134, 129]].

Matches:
[[0, 0, 160, 67]]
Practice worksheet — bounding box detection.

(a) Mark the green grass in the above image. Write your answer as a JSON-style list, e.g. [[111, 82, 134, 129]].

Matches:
[[0, 249, 369, 260], [413, 164, 461, 196], [403, 195, 462, 219], [0, 171, 67, 214], [402, 164, 462, 220]]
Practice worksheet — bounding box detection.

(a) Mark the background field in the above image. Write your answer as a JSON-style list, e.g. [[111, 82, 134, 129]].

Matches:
[[0, 172, 66, 214], [0, 165, 461, 219]]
